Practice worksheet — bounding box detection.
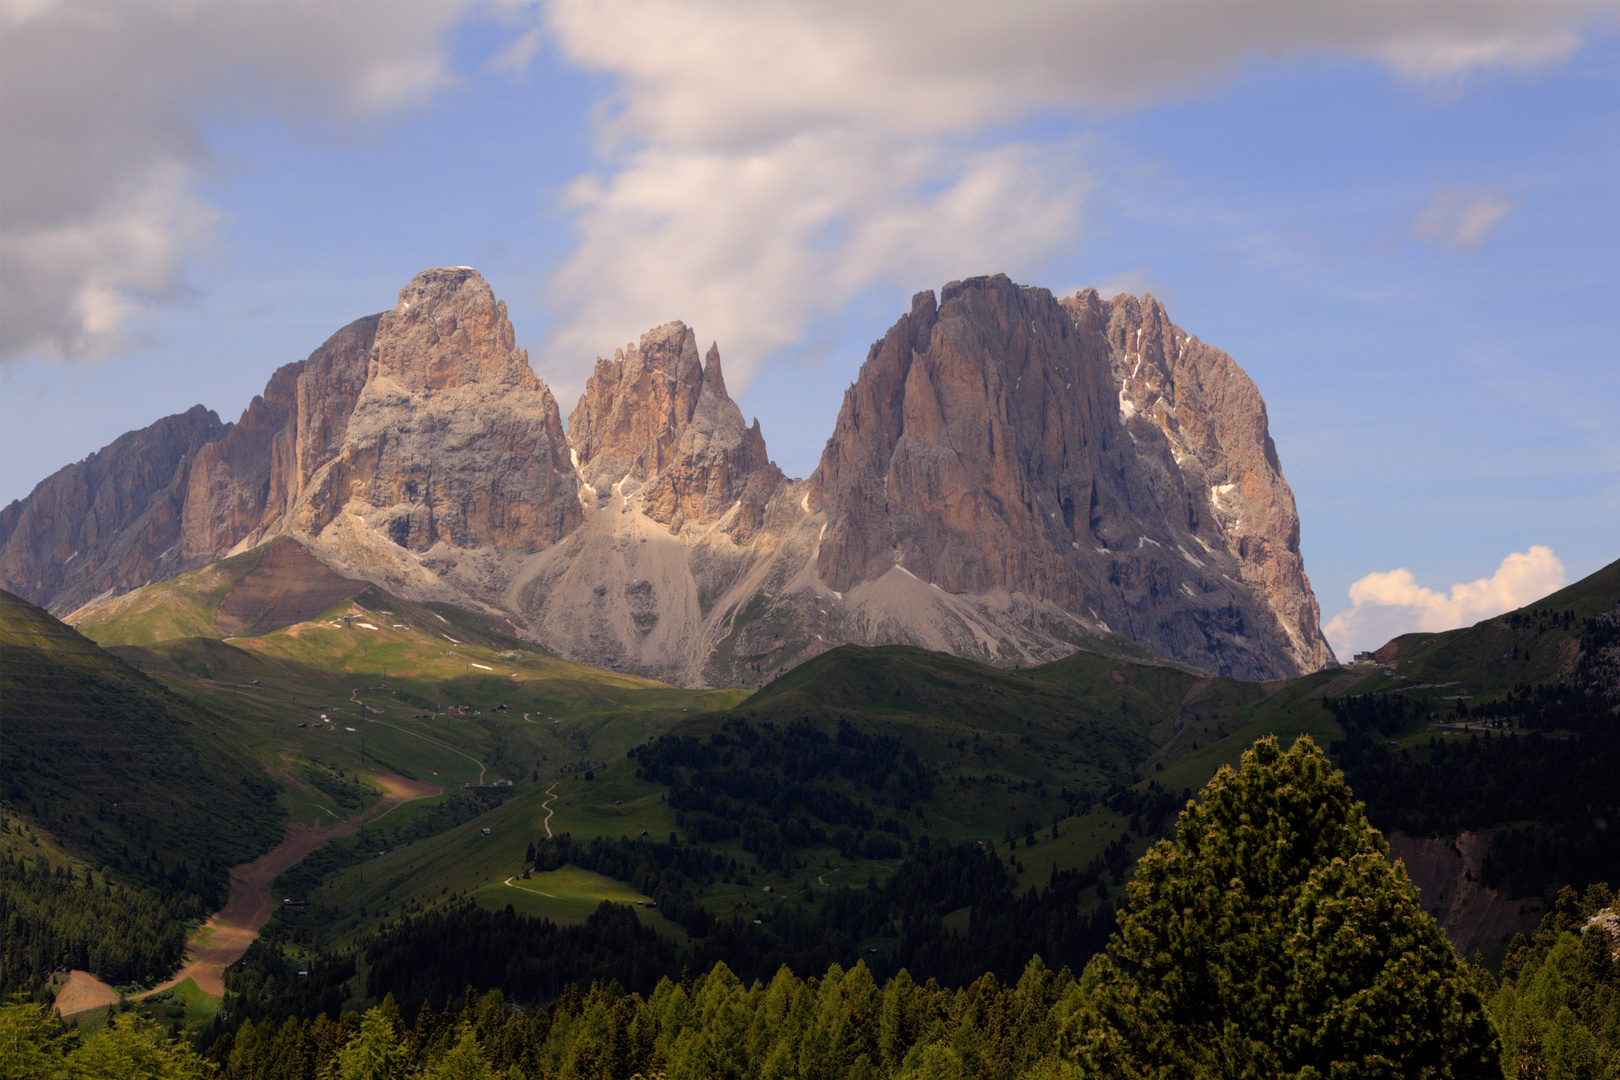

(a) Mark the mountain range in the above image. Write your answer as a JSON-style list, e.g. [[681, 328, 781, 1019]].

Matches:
[[1, 267, 1332, 685]]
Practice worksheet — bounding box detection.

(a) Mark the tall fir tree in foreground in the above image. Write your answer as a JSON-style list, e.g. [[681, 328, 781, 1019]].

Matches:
[[1071, 734, 1501, 1078]]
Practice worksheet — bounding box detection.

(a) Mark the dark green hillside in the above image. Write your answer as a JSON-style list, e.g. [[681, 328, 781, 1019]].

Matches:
[[1376, 557, 1620, 696], [0, 590, 284, 907], [0, 809, 198, 994], [1323, 559, 1619, 878], [710, 643, 1199, 807]]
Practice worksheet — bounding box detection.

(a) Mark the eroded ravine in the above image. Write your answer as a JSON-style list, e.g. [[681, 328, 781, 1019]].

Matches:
[[56, 773, 440, 1014]]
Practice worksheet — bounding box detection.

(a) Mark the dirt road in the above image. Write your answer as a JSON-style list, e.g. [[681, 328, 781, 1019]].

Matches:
[[541, 781, 560, 838], [56, 772, 440, 1014]]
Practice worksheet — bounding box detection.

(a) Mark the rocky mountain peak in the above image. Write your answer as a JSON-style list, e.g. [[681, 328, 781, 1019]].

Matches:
[[568, 323, 783, 535], [372, 267, 539, 393], [5, 267, 1332, 687], [812, 273, 1333, 679], [0, 405, 229, 613], [297, 269, 577, 556], [568, 321, 704, 491], [1077, 289, 1329, 671]]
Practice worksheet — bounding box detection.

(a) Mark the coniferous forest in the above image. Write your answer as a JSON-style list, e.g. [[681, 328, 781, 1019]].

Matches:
[[8, 737, 1619, 1078]]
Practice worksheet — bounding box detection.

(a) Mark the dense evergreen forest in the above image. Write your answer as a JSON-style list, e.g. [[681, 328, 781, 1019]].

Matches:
[[221, 832, 1126, 1030], [0, 592, 284, 999], [0, 851, 202, 994], [11, 740, 1616, 1078]]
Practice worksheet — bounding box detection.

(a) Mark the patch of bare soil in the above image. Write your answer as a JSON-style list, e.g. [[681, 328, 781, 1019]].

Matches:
[[1389, 830, 1542, 959], [214, 537, 367, 637], [49, 772, 442, 1009], [53, 969, 121, 1019]]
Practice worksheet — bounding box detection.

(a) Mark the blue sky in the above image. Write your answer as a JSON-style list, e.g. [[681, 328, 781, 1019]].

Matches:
[[2, 1, 1616, 657]]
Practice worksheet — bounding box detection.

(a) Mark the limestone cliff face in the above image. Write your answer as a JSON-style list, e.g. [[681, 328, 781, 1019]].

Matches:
[[1088, 291, 1332, 672], [294, 268, 580, 556], [809, 275, 1332, 679], [0, 406, 227, 612], [2, 269, 579, 615], [505, 321, 796, 684], [175, 313, 379, 561], [568, 322, 783, 538]]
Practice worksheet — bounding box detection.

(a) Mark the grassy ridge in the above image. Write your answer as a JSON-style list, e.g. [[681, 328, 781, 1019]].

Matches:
[[60, 545, 274, 647], [1, 590, 284, 906]]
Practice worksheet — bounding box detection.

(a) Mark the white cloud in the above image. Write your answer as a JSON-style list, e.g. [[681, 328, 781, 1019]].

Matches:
[[1324, 545, 1567, 657], [544, 133, 1087, 387], [6, 0, 1608, 370], [1414, 189, 1518, 250], [539, 0, 1610, 387], [1375, 24, 1584, 82], [0, 0, 466, 362]]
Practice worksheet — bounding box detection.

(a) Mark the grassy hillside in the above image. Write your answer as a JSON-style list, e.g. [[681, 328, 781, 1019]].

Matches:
[[1, 590, 285, 904], [1374, 557, 1620, 696], [318, 558, 1618, 986], [87, 575, 744, 826], [61, 544, 277, 646]]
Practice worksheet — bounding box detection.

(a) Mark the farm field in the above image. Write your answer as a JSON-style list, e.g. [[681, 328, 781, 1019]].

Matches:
[[476, 866, 654, 925]]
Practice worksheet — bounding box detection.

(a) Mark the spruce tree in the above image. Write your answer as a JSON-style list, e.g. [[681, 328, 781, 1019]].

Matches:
[[1073, 735, 1502, 1078]]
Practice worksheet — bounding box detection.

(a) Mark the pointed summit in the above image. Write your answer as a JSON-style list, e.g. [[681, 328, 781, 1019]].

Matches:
[[373, 267, 539, 392], [702, 342, 728, 401], [568, 323, 783, 535]]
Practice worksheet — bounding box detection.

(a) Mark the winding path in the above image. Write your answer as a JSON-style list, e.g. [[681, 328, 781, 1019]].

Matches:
[[498, 782, 562, 894], [541, 781, 560, 838]]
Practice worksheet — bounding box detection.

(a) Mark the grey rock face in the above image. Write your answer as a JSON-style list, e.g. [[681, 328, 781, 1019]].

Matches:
[[0, 405, 228, 612], [296, 268, 580, 555], [568, 323, 783, 538]]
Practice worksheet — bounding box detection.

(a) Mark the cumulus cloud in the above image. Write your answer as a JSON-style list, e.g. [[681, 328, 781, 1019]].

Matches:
[[1413, 188, 1518, 250], [6, 0, 1608, 371], [539, 0, 1610, 385], [1324, 545, 1567, 657], [546, 132, 1088, 381], [0, 0, 466, 362]]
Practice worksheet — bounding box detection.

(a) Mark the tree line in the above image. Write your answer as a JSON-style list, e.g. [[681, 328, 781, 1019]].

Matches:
[[22, 736, 1614, 1077]]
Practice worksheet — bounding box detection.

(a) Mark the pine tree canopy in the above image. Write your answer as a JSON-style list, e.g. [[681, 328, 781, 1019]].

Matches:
[[1072, 734, 1503, 1079]]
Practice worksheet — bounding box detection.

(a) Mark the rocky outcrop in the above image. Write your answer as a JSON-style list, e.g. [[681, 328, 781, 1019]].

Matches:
[[3, 269, 580, 617], [506, 321, 796, 684], [0, 405, 227, 612], [177, 313, 379, 560], [293, 268, 580, 555], [568, 322, 783, 538], [810, 276, 1332, 679]]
